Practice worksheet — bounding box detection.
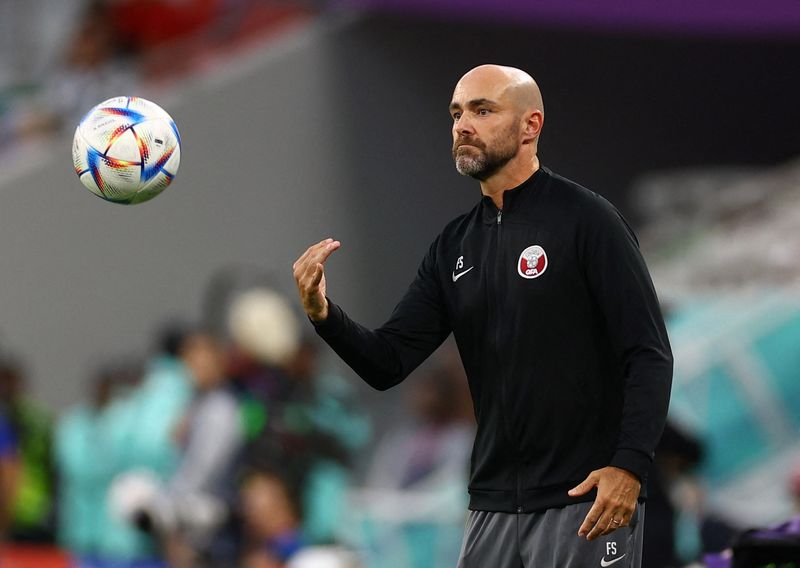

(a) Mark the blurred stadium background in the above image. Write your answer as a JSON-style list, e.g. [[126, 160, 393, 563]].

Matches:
[[1, 1, 799, 567]]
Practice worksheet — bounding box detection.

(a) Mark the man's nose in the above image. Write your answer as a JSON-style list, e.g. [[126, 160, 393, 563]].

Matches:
[[454, 115, 475, 136]]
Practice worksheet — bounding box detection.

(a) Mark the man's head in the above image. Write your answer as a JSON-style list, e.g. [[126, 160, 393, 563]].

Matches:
[[450, 65, 544, 181]]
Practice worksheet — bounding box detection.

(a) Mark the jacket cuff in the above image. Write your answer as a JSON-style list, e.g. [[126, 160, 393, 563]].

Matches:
[[609, 448, 652, 483], [309, 298, 344, 337]]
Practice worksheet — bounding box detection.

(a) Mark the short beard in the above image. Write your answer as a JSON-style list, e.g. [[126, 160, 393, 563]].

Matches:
[[452, 124, 520, 181]]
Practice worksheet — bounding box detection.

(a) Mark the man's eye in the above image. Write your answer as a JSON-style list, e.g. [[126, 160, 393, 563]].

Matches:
[[452, 112, 461, 121], [478, 108, 490, 116]]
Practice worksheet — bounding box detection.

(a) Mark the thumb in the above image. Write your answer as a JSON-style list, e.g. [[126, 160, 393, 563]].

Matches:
[[568, 472, 599, 497]]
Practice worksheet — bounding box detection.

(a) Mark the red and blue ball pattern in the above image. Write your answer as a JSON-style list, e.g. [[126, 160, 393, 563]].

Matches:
[[72, 96, 181, 204]]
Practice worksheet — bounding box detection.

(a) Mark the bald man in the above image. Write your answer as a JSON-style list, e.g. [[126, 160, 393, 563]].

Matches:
[[293, 65, 672, 567]]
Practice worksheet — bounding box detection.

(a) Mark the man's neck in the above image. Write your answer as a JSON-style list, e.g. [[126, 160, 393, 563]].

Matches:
[[480, 155, 540, 209]]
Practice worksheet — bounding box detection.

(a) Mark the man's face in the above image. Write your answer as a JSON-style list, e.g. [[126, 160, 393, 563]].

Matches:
[[450, 77, 522, 180]]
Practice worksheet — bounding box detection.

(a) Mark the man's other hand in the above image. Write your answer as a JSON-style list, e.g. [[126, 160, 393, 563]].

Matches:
[[569, 466, 641, 541]]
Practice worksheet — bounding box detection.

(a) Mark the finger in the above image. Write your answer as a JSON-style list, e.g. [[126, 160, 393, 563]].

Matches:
[[577, 502, 603, 538], [302, 241, 337, 282], [296, 238, 331, 266], [601, 514, 624, 536], [309, 240, 341, 267], [299, 241, 338, 278], [586, 511, 614, 541], [297, 241, 339, 283], [294, 238, 334, 270], [609, 500, 635, 527], [294, 248, 317, 279], [569, 472, 598, 497]]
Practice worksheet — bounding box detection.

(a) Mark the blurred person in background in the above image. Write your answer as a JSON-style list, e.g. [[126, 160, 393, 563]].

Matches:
[[54, 366, 114, 561], [240, 463, 363, 568], [643, 422, 739, 568], [118, 323, 193, 489], [141, 329, 245, 568], [364, 348, 473, 492], [240, 465, 305, 568], [0, 356, 55, 543], [276, 335, 371, 545], [1, 0, 137, 151], [0, 0, 86, 89], [0, 409, 21, 544], [91, 324, 194, 568], [54, 360, 170, 568], [642, 422, 704, 568], [228, 288, 370, 546], [345, 347, 473, 568], [0, 0, 85, 146]]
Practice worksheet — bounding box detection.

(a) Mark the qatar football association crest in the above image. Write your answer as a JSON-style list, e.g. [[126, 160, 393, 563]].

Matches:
[[517, 245, 548, 279]]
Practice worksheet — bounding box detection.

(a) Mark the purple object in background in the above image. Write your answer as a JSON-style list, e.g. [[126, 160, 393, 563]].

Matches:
[[703, 515, 800, 568], [704, 549, 733, 568], [338, 0, 800, 38]]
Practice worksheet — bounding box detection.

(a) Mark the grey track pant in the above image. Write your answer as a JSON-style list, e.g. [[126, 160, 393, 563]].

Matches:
[[457, 502, 644, 568]]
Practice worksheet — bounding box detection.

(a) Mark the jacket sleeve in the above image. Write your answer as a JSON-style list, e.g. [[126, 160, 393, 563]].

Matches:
[[312, 237, 451, 391], [580, 198, 673, 482]]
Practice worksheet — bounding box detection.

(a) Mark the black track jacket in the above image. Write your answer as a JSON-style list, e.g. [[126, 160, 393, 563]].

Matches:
[[313, 166, 673, 513]]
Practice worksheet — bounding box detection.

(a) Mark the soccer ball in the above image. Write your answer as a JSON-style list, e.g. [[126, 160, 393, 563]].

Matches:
[[72, 96, 181, 204]]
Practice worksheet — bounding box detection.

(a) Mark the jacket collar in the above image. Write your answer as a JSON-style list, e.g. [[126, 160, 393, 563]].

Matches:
[[480, 167, 548, 224]]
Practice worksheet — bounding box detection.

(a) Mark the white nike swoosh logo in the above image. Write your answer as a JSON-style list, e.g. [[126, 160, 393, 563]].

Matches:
[[600, 554, 626, 567], [452, 266, 474, 282]]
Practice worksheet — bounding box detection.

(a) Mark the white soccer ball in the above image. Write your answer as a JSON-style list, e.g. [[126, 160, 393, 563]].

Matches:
[[72, 96, 181, 204]]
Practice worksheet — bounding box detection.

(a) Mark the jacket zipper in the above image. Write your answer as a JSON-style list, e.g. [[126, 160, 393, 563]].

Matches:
[[494, 208, 523, 513]]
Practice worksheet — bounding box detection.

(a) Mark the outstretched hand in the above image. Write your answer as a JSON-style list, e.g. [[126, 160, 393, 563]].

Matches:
[[292, 238, 341, 322], [568, 466, 640, 541]]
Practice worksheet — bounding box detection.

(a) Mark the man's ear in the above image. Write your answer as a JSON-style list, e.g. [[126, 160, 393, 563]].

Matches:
[[522, 110, 543, 144]]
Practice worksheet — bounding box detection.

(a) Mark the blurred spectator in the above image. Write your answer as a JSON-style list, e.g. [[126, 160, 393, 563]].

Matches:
[[228, 288, 370, 545], [240, 466, 304, 568], [643, 421, 704, 568], [36, 0, 137, 130], [344, 348, 474, 568], [240, 466, 364, 567], [0, 357, 55, 543], [53, 364, 116, 557], [0, 0, 85, 89], [228, 288, 301, 373], [282, 337, 371, 545], [1, 0, 316, 155], [90, 325, 192, 567], [364, 355, 473, 493], [118, 324, 193, 485], [145, 329, 245, 568], [54, 360, 170, 567], [0, 410, 21, 543], [643, 421, 739, 568], [1, 0, 138, 151]]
